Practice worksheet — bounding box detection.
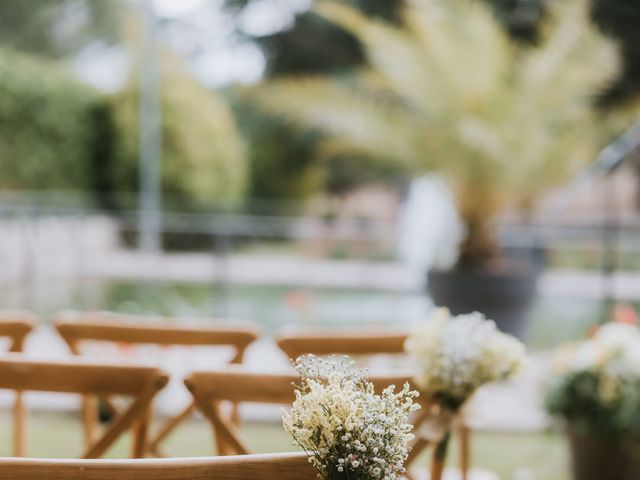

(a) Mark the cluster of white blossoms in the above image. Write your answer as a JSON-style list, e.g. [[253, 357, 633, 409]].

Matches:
[[282, 355, 420, 480], [405, 308, 525, 409], [555, 322, 640, 404]]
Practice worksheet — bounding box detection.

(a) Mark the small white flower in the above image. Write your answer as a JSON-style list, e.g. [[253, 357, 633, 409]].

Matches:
[[282, 355, 420, 480], [405, 309, 525, 407]]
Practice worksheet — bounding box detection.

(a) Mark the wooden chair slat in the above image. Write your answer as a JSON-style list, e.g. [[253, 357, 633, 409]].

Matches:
[[55, 314, 259, 349], [0, 356, 167, 396], [186, 370, 297, 404], [0, 452, 315, 480], [276, 328, 408, 359], [0, 311, 37, 353]]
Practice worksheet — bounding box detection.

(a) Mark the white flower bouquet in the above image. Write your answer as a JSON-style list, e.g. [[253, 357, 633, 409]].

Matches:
[[282, 355, 420, 480], [546, 321, 640, 436], [405, 308, 525, 410], [545, 321, 640, 480]]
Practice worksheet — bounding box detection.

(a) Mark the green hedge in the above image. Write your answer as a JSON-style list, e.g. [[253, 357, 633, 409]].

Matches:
[[0, 50, 248, 211], [106, 62, 248, 210], [0, 49, 101, 191]]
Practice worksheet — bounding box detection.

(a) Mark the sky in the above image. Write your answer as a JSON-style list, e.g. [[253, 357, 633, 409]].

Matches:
[[74, 0, 311, 92]]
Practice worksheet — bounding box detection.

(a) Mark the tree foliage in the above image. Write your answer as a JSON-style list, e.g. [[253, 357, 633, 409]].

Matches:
[[591, 0, 640, 106], [0, 49, 102, 191], [106, 58, 248, 210], [223, 0, 405, 201], [483, 0, 547, 43], [254, 0, 618, 267], [0, 0, 120, 58]]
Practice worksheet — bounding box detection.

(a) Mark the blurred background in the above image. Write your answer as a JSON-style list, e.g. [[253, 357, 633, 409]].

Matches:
[[1, 0, 640, 477]]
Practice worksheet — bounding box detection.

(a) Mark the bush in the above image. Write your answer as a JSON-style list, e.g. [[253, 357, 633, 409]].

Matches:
[[106, 59, 248, 210], [228, 97, 324, 210], [0, 49, 102, 191]]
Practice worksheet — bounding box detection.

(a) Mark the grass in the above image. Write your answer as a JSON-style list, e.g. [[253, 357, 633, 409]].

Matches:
[[0, 411, 570, 480]]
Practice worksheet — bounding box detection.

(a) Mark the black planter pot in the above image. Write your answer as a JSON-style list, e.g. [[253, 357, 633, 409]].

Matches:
[[569, 430, 640, 480], [427, 262, 539, 339]]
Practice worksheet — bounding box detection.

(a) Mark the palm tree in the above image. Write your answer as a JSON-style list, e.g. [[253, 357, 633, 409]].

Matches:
[[254, 0, 618, 268]]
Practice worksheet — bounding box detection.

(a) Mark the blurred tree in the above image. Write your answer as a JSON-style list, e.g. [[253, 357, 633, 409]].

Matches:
[[591, 0, 640, 106], [223, 0, 404, 204], [224, 0, 403, 76], [225, 0, 548, 202], [231, 98, 324, 205], [255, 0, 618, 267], [483, 0, 546, 43], [106, 57, 248, 210], [0, 0, 120, 58], [0, 49, 102, 191]]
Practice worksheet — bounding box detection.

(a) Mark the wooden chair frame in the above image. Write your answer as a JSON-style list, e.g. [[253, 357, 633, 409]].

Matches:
[[0, 311, 37, 457], [0, 452, 315, 480], [276, 328, 472, 480], [184, 368, 418, 456], [0, 354, 168, 459], [277, 328, 408, 360], [54, 311, 260, 457]]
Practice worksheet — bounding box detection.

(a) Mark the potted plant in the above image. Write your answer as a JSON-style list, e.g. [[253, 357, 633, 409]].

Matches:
[[545, 322, 640, 480], [253, 0, 617, 337]]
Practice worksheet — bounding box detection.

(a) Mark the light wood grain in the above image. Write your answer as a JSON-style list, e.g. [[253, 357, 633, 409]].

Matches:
[[0, 354, 168, 458], [0, 312, 37, 457], [0, 452, 315, 480], [185, 367, 418, 456], [54, 311, 260, 457], [0, 311, 37, 353], [276, 328, 409, 359]]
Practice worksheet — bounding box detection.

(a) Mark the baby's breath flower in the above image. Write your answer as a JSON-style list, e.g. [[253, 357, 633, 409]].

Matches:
[[405, 308, 525, 409], [282, 355, 420, 480]]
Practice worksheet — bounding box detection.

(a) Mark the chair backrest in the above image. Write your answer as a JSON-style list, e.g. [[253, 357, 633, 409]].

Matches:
[[0, 452, 315, 480], [185, 367, 415, 456], [276, 328, 408, 360], [55, 311, 261, 458], [0, 354, 168, 459], [0, 311, 37, 352], [55, 311, 260, 363]]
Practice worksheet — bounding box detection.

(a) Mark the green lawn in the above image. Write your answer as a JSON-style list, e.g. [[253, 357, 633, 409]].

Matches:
[[0, 411, 570, 480]]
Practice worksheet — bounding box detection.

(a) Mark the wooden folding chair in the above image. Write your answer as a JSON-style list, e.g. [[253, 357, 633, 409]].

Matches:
[[184, 367, 416, 457], [276, 328, 472, 480], [0, 452, 315, 480], [277, 328, 408, 360], [0, 311, 37, 457], [54, 311, 260, 457], [0, 354, 168, 459]]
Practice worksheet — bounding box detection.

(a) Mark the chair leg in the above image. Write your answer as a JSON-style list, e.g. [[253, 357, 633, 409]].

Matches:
[[430, 432, 451, 480], [459, 425, 471, 480], [405, 436, 429, 469], [13, 391, 26, 457], [147, 402, 195, 457], [82, 395, 98, 447], [83, 377, 166, 459], [230, 401, 242, 427], [132, 405, 152, 458]]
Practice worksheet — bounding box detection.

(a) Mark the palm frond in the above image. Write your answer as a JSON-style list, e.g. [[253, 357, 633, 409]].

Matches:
[[255, 0, 619, 219]]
